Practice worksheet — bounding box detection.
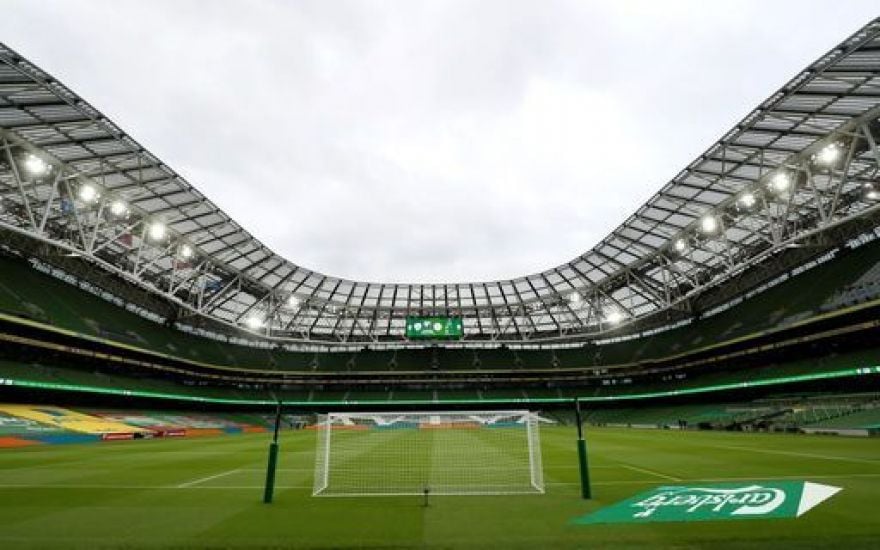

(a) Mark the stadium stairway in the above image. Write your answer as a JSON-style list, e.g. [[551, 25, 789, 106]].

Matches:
[[807, 406, 880, 430]]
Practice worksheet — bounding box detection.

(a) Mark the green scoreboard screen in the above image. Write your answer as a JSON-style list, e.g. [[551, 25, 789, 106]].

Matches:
[[405, 316, 464, 339]]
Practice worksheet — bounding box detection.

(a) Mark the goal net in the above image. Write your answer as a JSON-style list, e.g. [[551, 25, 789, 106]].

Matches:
[[312, 410, 544, 496]]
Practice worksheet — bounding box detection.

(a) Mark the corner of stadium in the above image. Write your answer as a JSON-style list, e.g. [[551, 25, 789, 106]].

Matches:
[[0, 14, 879, 550]]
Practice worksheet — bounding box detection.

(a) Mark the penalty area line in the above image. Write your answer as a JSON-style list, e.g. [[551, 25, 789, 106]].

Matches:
[[708, 443, 880, 465], [1, 473, 880, 491], [176, 468, 242, 488], [0, 483, 313, 490], [617, 463, 681, 481]]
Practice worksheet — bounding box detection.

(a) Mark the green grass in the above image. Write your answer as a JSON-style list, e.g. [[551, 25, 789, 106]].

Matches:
[[0, 426, 879, 548]]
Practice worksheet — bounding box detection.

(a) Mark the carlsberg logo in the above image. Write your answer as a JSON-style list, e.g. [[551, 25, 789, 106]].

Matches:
[[572, 481, 841, 525], [632, 485, 785, 518]]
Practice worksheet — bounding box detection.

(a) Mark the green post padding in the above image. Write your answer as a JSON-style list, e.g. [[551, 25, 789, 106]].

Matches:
[[263, 442, 279, 503], [577, 438, 591, 499]]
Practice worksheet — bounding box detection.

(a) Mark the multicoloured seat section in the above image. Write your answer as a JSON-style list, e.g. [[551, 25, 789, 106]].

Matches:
[[0, 405, 267, 448]]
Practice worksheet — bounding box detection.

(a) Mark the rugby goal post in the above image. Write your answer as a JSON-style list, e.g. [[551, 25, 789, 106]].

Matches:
[[312, 410, 544, 497]]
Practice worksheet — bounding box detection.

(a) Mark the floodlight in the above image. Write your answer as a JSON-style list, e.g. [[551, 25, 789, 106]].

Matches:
[[738, 192, 757, 209], [109, 200, 129, 217], [23, 154, 49, 176], [178, 244, 194, 259], [700, 214, 719, 234], [816, 143, 841, 165], [288, 295, 301, 309], [769, 172, 791, 193], [864, 183, 880, 201], [78, 184, 99, 203], [604, 309, 625, 325], [147, 221, 167, 241], [244, 316, 265, 330], [673, 238, 687, 253], [568, 292, 582, 306]]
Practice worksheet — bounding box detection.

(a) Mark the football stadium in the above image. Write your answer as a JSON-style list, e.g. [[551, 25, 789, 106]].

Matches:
[[1, 8, 880, 550]]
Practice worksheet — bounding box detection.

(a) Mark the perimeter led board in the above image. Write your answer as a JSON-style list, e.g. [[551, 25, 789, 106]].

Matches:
[[405, 317, 464, 339]]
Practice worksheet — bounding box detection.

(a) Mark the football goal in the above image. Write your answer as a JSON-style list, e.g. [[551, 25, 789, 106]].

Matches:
[[312, 410, 544, 496]]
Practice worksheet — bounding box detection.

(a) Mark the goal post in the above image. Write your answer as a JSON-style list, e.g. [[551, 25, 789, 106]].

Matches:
[[312, 410, 544, 497], [574, 398, 592, 499]]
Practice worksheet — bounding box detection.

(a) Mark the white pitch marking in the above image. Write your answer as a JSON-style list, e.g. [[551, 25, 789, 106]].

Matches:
[[1, 473, 880, 491], [546, 481, 653, 486], [0, 484, 312, 490], [176, 468, 242, 488], [618, 463, 681, 481], [710, 444, 880, 465], [235, 467, 612, 482], [239, 468, 312, 472]]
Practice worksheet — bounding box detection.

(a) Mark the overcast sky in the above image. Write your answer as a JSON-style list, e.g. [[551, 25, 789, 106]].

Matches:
[[2, 2, 878, 283]]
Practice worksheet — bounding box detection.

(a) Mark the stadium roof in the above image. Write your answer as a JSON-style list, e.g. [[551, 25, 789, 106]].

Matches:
[[2, 18, 880, 345]]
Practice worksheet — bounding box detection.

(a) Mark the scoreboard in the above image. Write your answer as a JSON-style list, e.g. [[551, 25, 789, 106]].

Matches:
[[405, 316, 464, 339]]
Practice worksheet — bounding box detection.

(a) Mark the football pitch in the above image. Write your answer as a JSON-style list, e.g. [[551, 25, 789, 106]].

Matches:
[[0, 426, 878, 549]]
